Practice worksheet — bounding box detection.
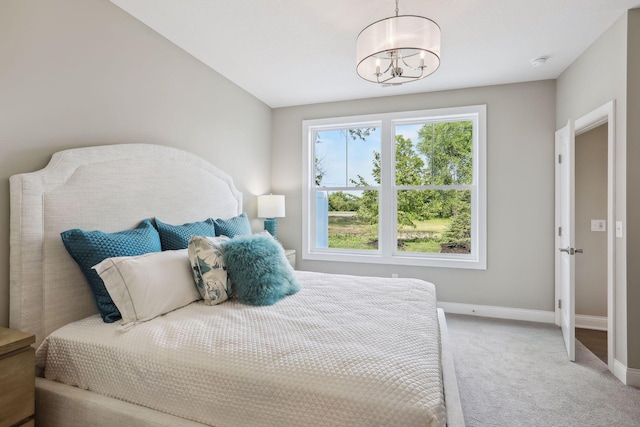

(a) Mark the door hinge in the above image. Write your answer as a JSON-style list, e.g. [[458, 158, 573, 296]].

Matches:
[[558, 154, 562, 164], [558, 299, 562, 309], [558, 227, 562, 237]]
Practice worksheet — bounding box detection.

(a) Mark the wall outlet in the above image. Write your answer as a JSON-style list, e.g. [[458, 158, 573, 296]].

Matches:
[[391, 273, 399, 278], [590, 219, 606, 232]]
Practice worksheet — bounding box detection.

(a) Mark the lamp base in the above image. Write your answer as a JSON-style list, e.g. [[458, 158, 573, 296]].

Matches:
[[264, 218, 278, 240]]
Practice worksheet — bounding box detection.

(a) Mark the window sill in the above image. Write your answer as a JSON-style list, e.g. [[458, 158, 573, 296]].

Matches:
[[302, 250, 486, 270]]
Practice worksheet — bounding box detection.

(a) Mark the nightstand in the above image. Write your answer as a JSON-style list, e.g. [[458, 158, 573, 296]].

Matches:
[[284, 249, 296, 269], [0, 327, 35, 427]]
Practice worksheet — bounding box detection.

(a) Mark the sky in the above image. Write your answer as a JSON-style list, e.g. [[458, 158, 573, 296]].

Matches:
[[315, 124, 423, 188]]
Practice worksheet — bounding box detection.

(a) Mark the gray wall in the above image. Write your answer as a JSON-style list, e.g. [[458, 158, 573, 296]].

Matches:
[[625, 9, 640, 369], [556, 11, 632, 366], [575, 124, 608, 318], [0, 0, 272, 328], [273, 80, 557, 312]]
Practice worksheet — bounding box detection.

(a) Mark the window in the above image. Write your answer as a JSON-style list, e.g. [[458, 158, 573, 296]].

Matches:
[[302, 105, 486, 269]]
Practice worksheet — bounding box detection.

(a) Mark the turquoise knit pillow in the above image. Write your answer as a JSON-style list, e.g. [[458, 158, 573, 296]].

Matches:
[[222, 233, 300, 306], [155, 218, 216, 250], [61, 219, 162, 322], [213, 212, 252, 238]]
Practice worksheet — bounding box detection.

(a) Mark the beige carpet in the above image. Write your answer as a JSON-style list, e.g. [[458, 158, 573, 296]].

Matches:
[[445, 314, 640, 427]]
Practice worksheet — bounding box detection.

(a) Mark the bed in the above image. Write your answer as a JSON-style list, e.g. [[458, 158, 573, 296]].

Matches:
[[9, 143, 464, 427]]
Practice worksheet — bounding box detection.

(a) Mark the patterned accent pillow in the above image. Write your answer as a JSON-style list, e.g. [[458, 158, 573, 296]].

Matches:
[[155, 218, 216, 250], [60, 219, 162, 322], [213, 212, 252, 238], [188, 235, 232, 305], [222, 233, 300, 306]]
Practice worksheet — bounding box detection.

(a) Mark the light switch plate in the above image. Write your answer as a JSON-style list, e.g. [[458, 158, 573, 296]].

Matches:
[[591, 219, 606, 232], [616, 221, 623, 238]]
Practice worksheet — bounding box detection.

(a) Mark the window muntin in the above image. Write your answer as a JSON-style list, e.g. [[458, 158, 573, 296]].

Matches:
[[303, 106, 486, 269]]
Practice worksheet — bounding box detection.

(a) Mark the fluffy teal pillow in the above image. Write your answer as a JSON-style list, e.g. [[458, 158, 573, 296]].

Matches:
[[222, 233, 300, 306], [155, 218, 216, 250], [60, 219, 161, 322], [213, 212, 252, 238]]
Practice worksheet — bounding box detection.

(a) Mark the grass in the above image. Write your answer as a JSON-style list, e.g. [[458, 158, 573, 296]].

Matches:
[[327, 213, 452, 252]]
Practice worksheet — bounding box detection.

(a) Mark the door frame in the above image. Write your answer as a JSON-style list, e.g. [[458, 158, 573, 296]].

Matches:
[[554, 100, 615, 370]]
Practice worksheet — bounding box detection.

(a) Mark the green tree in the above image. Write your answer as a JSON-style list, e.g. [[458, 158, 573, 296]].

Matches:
[[442, 191, 471, 249], [418, 121, 473, 185], [328, 191, 360, 212], [353, 121, 473, 236]]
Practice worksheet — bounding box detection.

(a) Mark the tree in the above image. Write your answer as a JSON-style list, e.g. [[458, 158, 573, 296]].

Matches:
[[442, 191, 471, 246], [352, 122, 473, 238], [417, 121, 473, 185], [328, 191, 360, 212]]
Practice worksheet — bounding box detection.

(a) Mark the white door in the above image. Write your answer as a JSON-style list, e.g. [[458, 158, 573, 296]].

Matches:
[[555, 120, 576, 361]]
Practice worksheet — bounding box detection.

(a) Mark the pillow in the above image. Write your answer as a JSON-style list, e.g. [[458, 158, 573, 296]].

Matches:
[[93, 249, 201, 329], [155, 218, 216, 250], [213, 212, 252, 238], [60, 219, 161, 322], [222, 233, 300, 306], [188, 235, 231, 305]]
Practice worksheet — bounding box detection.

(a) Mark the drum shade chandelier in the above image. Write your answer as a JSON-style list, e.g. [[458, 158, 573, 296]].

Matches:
[[356, 0, 441, 85]]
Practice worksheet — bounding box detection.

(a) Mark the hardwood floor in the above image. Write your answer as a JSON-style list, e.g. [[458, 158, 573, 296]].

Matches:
[[576, 328, 607, 364]]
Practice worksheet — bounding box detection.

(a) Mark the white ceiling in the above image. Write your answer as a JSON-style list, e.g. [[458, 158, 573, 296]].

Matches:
[[110, 0, 639, 108]]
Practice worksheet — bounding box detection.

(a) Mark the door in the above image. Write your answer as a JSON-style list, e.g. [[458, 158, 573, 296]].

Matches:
[[555, 120, 576, 361]]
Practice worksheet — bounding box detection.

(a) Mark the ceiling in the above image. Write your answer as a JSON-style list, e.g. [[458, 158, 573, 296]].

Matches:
[[110, 0, 639, 108]]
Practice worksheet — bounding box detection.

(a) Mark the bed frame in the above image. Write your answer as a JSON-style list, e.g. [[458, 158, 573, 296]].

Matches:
[[9, 144, 463, 426]]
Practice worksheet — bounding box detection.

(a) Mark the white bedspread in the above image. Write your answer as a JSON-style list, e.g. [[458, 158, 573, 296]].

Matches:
[[36, 271, 445, 427]]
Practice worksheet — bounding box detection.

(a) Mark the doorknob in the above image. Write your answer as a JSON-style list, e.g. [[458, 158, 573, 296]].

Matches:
[[558, 247, 583, 255]]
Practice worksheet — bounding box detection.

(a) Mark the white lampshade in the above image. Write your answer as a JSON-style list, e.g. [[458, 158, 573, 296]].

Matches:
[[257, 194, 285, 218], [356, 15, 441, 85]]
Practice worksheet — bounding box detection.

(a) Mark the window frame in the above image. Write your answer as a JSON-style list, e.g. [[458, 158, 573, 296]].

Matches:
[[302, 105, 486, 269]]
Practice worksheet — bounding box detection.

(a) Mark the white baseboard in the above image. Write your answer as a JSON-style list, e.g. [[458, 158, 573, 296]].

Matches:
[[575, 314, 608, 331], [628, 367, 640, 388], [613, 359, 640, 388], [437, 302, 555, 324]]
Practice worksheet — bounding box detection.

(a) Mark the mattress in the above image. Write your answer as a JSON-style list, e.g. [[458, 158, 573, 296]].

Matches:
[[36, 271, 445, 427]]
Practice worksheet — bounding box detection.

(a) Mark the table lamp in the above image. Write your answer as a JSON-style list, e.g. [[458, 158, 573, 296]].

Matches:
[[257, 194, 285, 240]]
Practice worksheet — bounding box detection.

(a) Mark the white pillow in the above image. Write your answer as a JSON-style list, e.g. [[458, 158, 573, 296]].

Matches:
[[93, 249, 201, 329]]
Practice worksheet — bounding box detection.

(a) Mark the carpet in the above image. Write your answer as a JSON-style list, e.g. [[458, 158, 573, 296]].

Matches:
[[445, 314, 640, 426]]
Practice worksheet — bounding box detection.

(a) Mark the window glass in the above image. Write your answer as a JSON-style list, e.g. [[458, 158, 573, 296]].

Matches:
[[303, 105, 486, 269], [314, 190, 379, 251], [396, 190, 471, 254], [314, 128, 380, 187]]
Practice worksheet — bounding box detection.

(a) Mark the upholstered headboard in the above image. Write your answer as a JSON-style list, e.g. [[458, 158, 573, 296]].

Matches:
[[9, 144, 243, 347]]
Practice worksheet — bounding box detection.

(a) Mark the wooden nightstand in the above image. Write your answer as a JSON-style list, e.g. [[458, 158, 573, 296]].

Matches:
[[284, 249, 296, 269], [0, 327, 35, 427]]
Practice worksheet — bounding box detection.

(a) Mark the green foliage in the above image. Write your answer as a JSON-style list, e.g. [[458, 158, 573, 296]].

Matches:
[[442, 191, 471, 246], [418, 121, 473, 185], [328, 192, 360, 212], [322, 121, 473, 253]]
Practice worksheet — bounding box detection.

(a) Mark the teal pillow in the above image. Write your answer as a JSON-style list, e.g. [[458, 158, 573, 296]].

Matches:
[[213, 212, 252, 238], [155, 218, 216, 250], [222, 233, 300, 306], [60, 219, 161, 322]]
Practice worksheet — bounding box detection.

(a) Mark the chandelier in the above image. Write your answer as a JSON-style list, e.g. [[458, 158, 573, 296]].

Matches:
[[356, 0, 441, 85]]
